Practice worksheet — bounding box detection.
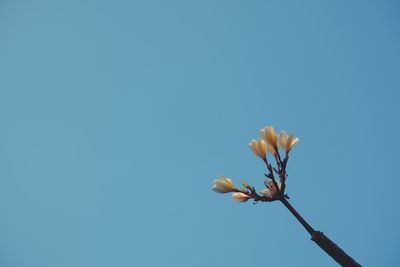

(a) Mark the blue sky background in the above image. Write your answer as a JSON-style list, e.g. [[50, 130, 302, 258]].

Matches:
[[0, 1, 399, 266]]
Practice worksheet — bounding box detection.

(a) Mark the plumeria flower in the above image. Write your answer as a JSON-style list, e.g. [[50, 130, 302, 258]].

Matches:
[[278, 131, 299, 154], [232, 192, 251, 202], [212, 176, 236, 193], [248, 139, 267, 159], [260, 179, 281, 198], [260, 126, 278, 155]]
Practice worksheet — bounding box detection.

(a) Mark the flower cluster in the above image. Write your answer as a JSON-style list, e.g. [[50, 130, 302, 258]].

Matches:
[[212, 126, 299, 203], [249, 126, 299, 160]]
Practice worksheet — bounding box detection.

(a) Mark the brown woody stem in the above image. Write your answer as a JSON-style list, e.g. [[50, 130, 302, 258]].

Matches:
[[280, 198, 361, 267], [281, 198, 314, 235]]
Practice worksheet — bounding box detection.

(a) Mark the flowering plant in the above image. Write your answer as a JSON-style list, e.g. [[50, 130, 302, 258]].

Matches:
[[212, 126, 297, 203], [212, 126, 361, 267]]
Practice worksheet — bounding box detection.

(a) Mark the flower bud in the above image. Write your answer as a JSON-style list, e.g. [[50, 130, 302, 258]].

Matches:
[[241, 180, 250, 188], [212, 176, 235, 193], [248, 139, 267, 159], [232, 192, 251, 202], [260, 179, 281, 198], [278, 130, 299, 153], [260, 126, 278, 150]]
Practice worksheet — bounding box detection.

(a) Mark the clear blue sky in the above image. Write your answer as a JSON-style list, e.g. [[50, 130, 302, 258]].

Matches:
[[0, 1, 399, 266]]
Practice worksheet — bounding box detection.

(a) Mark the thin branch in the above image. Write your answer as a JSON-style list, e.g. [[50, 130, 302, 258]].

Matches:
[[280, 198, 361, 267]]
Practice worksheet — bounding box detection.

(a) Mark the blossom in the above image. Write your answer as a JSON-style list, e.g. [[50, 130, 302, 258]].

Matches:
[[212, 176, 236, 193], [260, 179, 281, 198], [248, 139, 267, 159], [260, 126, 278, 155], [278, 131, 299, 153], [232, 192, 251, 202]]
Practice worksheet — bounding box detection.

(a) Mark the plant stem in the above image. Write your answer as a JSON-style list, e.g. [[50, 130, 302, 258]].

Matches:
[[280, 198, 361, 267], [281, 198, 315, 235]]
